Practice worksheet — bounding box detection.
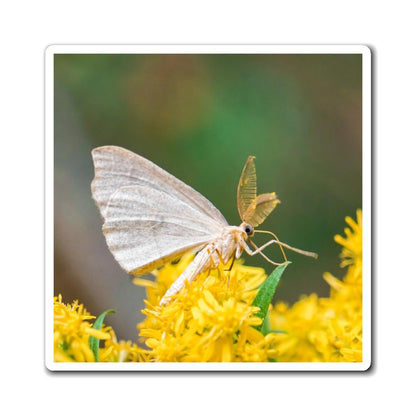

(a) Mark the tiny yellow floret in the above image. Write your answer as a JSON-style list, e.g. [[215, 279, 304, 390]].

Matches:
[[55, 209, 363, 364], [268, 210, 363, 362], [135, 254, 281, 362], [53, 295, 145, 362]]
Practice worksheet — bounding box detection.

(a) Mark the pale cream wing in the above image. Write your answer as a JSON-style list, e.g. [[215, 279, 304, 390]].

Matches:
[[91, 145, 228, 225], [102, 185, 224, 276]]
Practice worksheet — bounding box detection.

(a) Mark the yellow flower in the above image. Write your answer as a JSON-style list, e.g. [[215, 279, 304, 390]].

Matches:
[[135, 254, 281, 362], [335, 209, 362, 281], [100, 330, 146, 362], [54, 209, 363, 364], [54, 295, 144, 362], [268, 210, 363, 362], [54, 294, 109, 362]]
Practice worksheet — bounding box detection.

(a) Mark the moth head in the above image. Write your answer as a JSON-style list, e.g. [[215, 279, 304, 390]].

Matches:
[[240, 222, 254, 238]]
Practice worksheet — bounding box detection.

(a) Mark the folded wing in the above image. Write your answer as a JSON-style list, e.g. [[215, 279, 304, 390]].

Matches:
[[91, 146, 228, 226], [102, 185, 225, 276]]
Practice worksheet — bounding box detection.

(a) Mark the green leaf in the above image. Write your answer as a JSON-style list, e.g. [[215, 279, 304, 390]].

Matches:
[[252, 262, 290, 332], [88, 309, 115, 362]]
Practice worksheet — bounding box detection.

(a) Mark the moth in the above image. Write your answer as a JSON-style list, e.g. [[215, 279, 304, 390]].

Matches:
[[91, 146, 317, 305]]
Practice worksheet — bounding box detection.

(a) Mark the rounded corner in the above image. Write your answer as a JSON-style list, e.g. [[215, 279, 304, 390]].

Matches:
[[361, 357, 373, 372], [44, 44, 59, 58], [359, 44, 373, 58], [44, 356, 57, 373]]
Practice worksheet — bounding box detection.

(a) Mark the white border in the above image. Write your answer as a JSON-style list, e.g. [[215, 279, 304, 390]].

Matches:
[[45, 45, 371, 372]]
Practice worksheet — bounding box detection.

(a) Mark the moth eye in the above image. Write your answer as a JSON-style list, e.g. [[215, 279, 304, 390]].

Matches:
[[244, 225, 254, 236]]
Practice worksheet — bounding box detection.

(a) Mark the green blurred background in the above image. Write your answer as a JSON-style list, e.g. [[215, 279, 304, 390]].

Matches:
[[54, 53, 362, 341]]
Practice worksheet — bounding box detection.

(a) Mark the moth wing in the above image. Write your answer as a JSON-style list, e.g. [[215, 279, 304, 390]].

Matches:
[[91, 146, 228, 225], [243, 193, 280, 227], [102, 185, 224, 276], [237, 156, 257, 221]]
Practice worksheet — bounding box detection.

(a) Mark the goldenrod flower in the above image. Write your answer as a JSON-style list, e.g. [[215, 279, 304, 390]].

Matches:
[[54, 209, 363, 364], [100, 330, 146, 362], [135, 254, 281, 362], [54, 295, 109, 362], [268, 210, 363, 362], [53, 295, 143, 362], [335, 209, 362, 280]]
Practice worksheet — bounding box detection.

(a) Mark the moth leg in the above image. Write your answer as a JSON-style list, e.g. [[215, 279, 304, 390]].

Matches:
[[209, 247, 221, 268], [243, 238, 279, 255], [253, 229, 287, 261], [248, 239, 284, 266], [224, 254, 236, 272], [212, 247, 225, 265], [223, 254, 236, 287], [211, 247, 226, 280], [242, 239, 286, 266], [253, 229, 318, 259], [217, 249, 235, 270], [160, 246, 211, 305]]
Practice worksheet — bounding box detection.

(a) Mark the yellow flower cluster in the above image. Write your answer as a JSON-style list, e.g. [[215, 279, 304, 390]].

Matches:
[[53, 295, 143, 362], [53, 209, 363, 364], [135, 255, 281, 362], [268, 210, 362, 362]]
